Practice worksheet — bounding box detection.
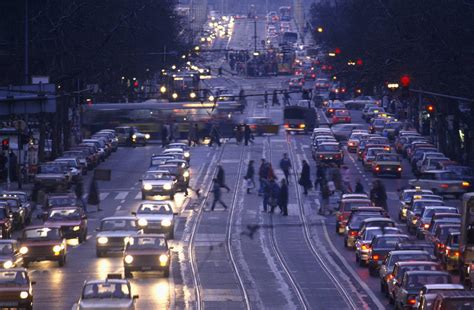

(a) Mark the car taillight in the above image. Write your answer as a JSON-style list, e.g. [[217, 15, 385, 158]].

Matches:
[[372, 254, 379, 261], [349, 230, 358, 237], [299, 124, 306, 129], [319, 154, 324, 159], [407, 297, 417, 305], [384, 146, 390, 151], [346, 117, 350, 121], [397, 167, 402, 172], [311, 74, 315, 78], [462, 181, 470, 187], [375, 166, 380, 171], [338, 215, 344, 221], [348, 142, 354, 146], [440, 184, 449, 188], [438, 243, 445, 249], [386, 274, 394, 281], [335, 154, 341, 158], [289, 82, 294, 86], [284, 124, 289, 128], [423, 223, 430, 229], [329, 109, 334, 113]]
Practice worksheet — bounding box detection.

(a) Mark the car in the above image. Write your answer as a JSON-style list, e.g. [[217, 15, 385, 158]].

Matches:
[[314, 78, 330, 90], [245, 117, 279, 135], [54, 157, 83, 181], [75, 274, 138, 310], [347, 131, 369, 152], [382, 121, 402, 140], [445, 165, 474, 190], [395, 241, 436, 259], [0, 240, 24, 269], [150, 155, 177, 167], [165, 143, 191, 161], [415, 207, 458, 239], [314, 142, 344, 167], [95, 216, 141, 257], [362, 106, 385, 121], [42, 193, 80, 212], [419, 157, 453, 174], [59, 152, 88, 174], [417, 285, 466, 309], [157, 163, 190, 193], [410, 170, 473, 198], [355, 226, 400, 266], [34, 163, 71, 192], [43, 207, 88, 243], [406, 199, 447, 234], [165, 158, 190, 170], [2, 192, 33, 225], [343, 96, 379, 110], [71, 146, 99, 169], [398, 188, 434, 222], [115, 126, 150, 146], [123, 234, 172, 278], [133, 201, 177, 238], [332, 109, 351, 124], [441, 231, 460, 271], [0, 207, 13, 239], [358, 217, 396, 234], [288, 77, 304, 91], [344, 208, 387, 248], [140, 170, 177, 200], [386, 262, 442, 304], [162, 148, 189, 163], [371, 153, 402, 178], [335, 199, 372, 234], [19, 226, 67, 267], [325, 101, 345, 117], [368, 234, 410, 276], [362, 147, 389, 170], [0, 197, 26, 229], [427, 213, 461, 233], [330, 124, 367, 141], [0, 268, 35, 310], [369, 118, 388, 134], [394, 270, 452, 310]]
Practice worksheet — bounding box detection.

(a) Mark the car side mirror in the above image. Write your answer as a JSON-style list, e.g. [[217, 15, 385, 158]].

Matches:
[[133, 295, 139, 299]]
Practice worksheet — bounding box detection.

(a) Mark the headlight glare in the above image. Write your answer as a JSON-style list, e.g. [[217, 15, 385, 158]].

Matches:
[[19, 247, 28, 254], [159, 254, 169, 264], [183, 171, 190, 178], [161, 219, 172, 227], [3, 260, 13, 269], [72, 226, 80, 231], [184, 152, 190, 158], [132, 134, 137, 139], [143, 183, 153, 191], [138, 218, 148, 227], [20, 291, 29, 299], [52, 245, 62, 253], [163, 183, 172, 190], [124, 255, 134, 264], [145, 134, 150, 140], [97, 237, 108, 244]]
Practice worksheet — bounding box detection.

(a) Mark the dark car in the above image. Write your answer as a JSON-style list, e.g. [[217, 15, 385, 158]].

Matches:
[[2, 192, 33, 225], [0, 240, 24, 269], [19, 226, 67, 267], [440, 231, 460, 272], [43, 207, 88, 243], [426, 224, 460, 258], [123, 234, 172, 278], [42, 193, 80, 212], [0, 268, 35, 310], [344, 208, 387, 248], [0, 197, 26, 229], [395, 241, 436, 258], [368, 234, 410, 276], [431, 290, 474, 310], [0, 207, 13, 239]]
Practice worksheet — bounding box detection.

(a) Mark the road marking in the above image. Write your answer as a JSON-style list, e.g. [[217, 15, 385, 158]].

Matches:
[[134, 192, 142, 200], [114, 192, 128, 200], [99, 193, 109, 201], [116, 205, 122, 211]]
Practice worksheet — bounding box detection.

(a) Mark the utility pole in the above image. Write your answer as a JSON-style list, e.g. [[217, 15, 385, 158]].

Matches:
[[24, 0, 29, 84], [253, 17, 257, 53]]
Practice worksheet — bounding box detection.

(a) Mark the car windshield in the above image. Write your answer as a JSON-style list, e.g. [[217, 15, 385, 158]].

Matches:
[[438, 172, 462, 180], [392, 254, 431, 266], [439, 227, 460, 241], [0, 199, 18, 208], [413, 201, 444, 211], [0, 243, 13, 254], [127, 236, 166, 250], [349, 213, 382, 229], [101, 219, 137, 231], [318, 145, 339, 152], [143, 172, 174, 180], [397, 265, 439, 281], [158, 166, 179, 175], [82, 282, 130, 299], [377, 154, 400, 162], [151, 157, 173, 166], [0, 271, 27, 286], [24, 227, 60, 240], [342, 200, 371, 211], [137, 204, 172, 214], [48, 197, 78, 207], [48, 209, 81, 221], [373, 119, 386, 126], [39, 165, 63, 174], [335, 110, 349, 116], [406, 274, 450, 289], [373, 236, 407, 248]]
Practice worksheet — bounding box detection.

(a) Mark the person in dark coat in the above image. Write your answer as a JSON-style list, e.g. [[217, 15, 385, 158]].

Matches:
[[370, 180, 388, 210], [258, 159, 269, 195], [216, 165, 230, 192], [244, 160, 255, 194], [354, 179, 365, 194], [261, 178, 271, 212], [299, 160, 312, 195], [244, 124, 253, 146], [272, 90, 279, 106], [264, 91, 268, 107], [269, 179, 281, 213], [314, 163, 326, 190], [161, 124, 168, 148], [210, 178, 228, 211], [279, 153, 291, 182], [319, 180, 331, 215], [8, 151, 17, 182], [209, 125, 221, 147], [278, 179, 289, 216], [87, 179, 101, 211], [267, 163, 276, 181], [234, 125, 243, 145], [74, 177, 87, 212]]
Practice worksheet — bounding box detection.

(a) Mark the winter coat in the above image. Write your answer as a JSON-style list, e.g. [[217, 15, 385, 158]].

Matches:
[[299, 163, 312, 187]]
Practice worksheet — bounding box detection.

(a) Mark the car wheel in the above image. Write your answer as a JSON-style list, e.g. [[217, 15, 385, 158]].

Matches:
[[163, 268, 170, 278], [124, 268, 133, 278], [58, 255, 66, 267]]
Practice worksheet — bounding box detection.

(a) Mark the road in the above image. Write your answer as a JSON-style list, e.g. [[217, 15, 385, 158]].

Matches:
[[26, 17, 463, 310]]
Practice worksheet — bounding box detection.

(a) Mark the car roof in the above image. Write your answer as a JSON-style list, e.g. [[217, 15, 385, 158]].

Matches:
[[396, 261, 439, 267], [362, 217, 394, 223], [423, 284, 464, 290], [405, 270, 450, 276], [101, 216, 136, 221]]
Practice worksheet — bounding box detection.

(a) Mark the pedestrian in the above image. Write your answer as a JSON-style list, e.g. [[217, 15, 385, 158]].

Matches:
[[210, 178, 228, 211], [244, 124, 253, 146], [235, 124, 243, 145], [261, 178, 270, 212], [8, 151, 17, 182], [216, 165, 230, 192], [264, 91, 268, 107], [258, 158, 269, 195], [269, 179, 281, 213], [172, 123, 180, 142], [128, 129, 134, 147], [298, 160, 312, 195], [74, 176, 87, 212], [279, 153, 291, 182], [283, 90, 290, 106], [318, 179, 331, 215], [341, 166, 353, 193], [209, 125, 221, 147], [272, 90, 279, 106], [354, 179, 365, 194], [161, 124, 168, 148], [87, 179, 101, 212], [193, 124, 200, 146], [314, 163, 326, 190], [244, 160, 255, 194], [278, 179, 289, 216], [370, 180, 388, 210]]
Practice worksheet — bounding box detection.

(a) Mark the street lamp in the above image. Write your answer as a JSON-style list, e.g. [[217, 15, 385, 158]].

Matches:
[[317, 27, 323, 33], [387, 83, 399, 90], [328, 52, 336, 57], [194, 46, 200, 51]]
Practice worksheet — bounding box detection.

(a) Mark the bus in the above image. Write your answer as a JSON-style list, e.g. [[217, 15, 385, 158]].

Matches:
[[283, 104, 318, 134], [277, 50, 295, 75], [159, 72, 201, 102], [280, 32, 298, 46], [279, 6, 291, 21]]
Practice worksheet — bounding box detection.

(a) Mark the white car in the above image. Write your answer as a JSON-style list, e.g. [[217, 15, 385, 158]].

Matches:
[[409, 170, 471, 198], [133, 201, 177, 239], [140, 170, 177, 200], [344, 96, 379, 110], [75, 275, 138, 310], [95, 216, 141, 257]]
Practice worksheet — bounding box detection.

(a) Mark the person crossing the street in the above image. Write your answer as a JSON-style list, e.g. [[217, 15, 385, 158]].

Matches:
[[210, 178, 228, 211], [278, 178, 289, 216], [216, 165, 230, 192], [279, 153, 292, 183], [244, 160, 255, 194], [299, 160, 312, 195]]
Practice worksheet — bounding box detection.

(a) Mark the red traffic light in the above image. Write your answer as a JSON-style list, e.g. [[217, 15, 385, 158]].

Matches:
[[356, 59, 363, 66], [1, 138, 9, 151], [133, 81, 139, 88], [334, 48, 341, 55], [400, 75, 411, 87], [426, 104, 435, 113]]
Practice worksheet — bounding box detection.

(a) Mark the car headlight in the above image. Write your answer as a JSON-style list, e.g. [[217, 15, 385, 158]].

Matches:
[[52, 245, 63, 253], [124, 255, 134, 264], [183, 171, 190, 178], [97, 237, 108, 244], [19, 246, 28, 254], [163, 183, 172, 190], [20, 291, 29, 299], [138, 218, 148, 227], [124, 237, 131, 244], [161, 219, 172, 227], [72, 226, 80, 231], [145, 134, 150, 140], [159, 254, 169, 265], [3, 260, 13, 269], [143, 183, 153, 191], [184, 151, 190, 158]]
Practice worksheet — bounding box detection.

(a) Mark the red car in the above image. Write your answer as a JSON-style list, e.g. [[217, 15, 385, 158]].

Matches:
[[43, 207, 88, 243], [332, 109, 352, 124]]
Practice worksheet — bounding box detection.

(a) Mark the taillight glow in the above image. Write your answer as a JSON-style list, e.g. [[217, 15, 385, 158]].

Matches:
[[375, 166, 380, 171], [372, 254, 379, 261], [440, 184, 449, 188], [407, 297, 417, 305], [361, 244, 369, 250], [397, 167, 402, 172], [462, 181, 470, 187], [349, 230, 358, 237]]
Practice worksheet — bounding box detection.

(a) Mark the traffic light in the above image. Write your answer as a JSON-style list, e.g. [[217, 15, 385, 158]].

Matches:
[[2, 138, 9, 151], [86, 98, 93, 106], [425, 104, 435, 114], [133, 80, 139, 92], [400, 75, 411, 98]]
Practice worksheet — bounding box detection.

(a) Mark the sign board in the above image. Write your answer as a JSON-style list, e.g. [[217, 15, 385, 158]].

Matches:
[[93, 169, 111, 181], [31, 76, 50, 84]]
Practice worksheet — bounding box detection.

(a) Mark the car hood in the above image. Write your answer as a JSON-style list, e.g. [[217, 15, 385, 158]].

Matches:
[[45, 220, 82, 227], [78, 299, 133, 309], [35, 173, 66, 179], [97, 231, 140, 238], [142, 180, 173, 186], [136, 214, 173, 221]]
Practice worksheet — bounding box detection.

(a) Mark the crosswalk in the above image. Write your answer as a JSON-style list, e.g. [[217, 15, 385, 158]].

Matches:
[[87, 191, 143, 201]]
